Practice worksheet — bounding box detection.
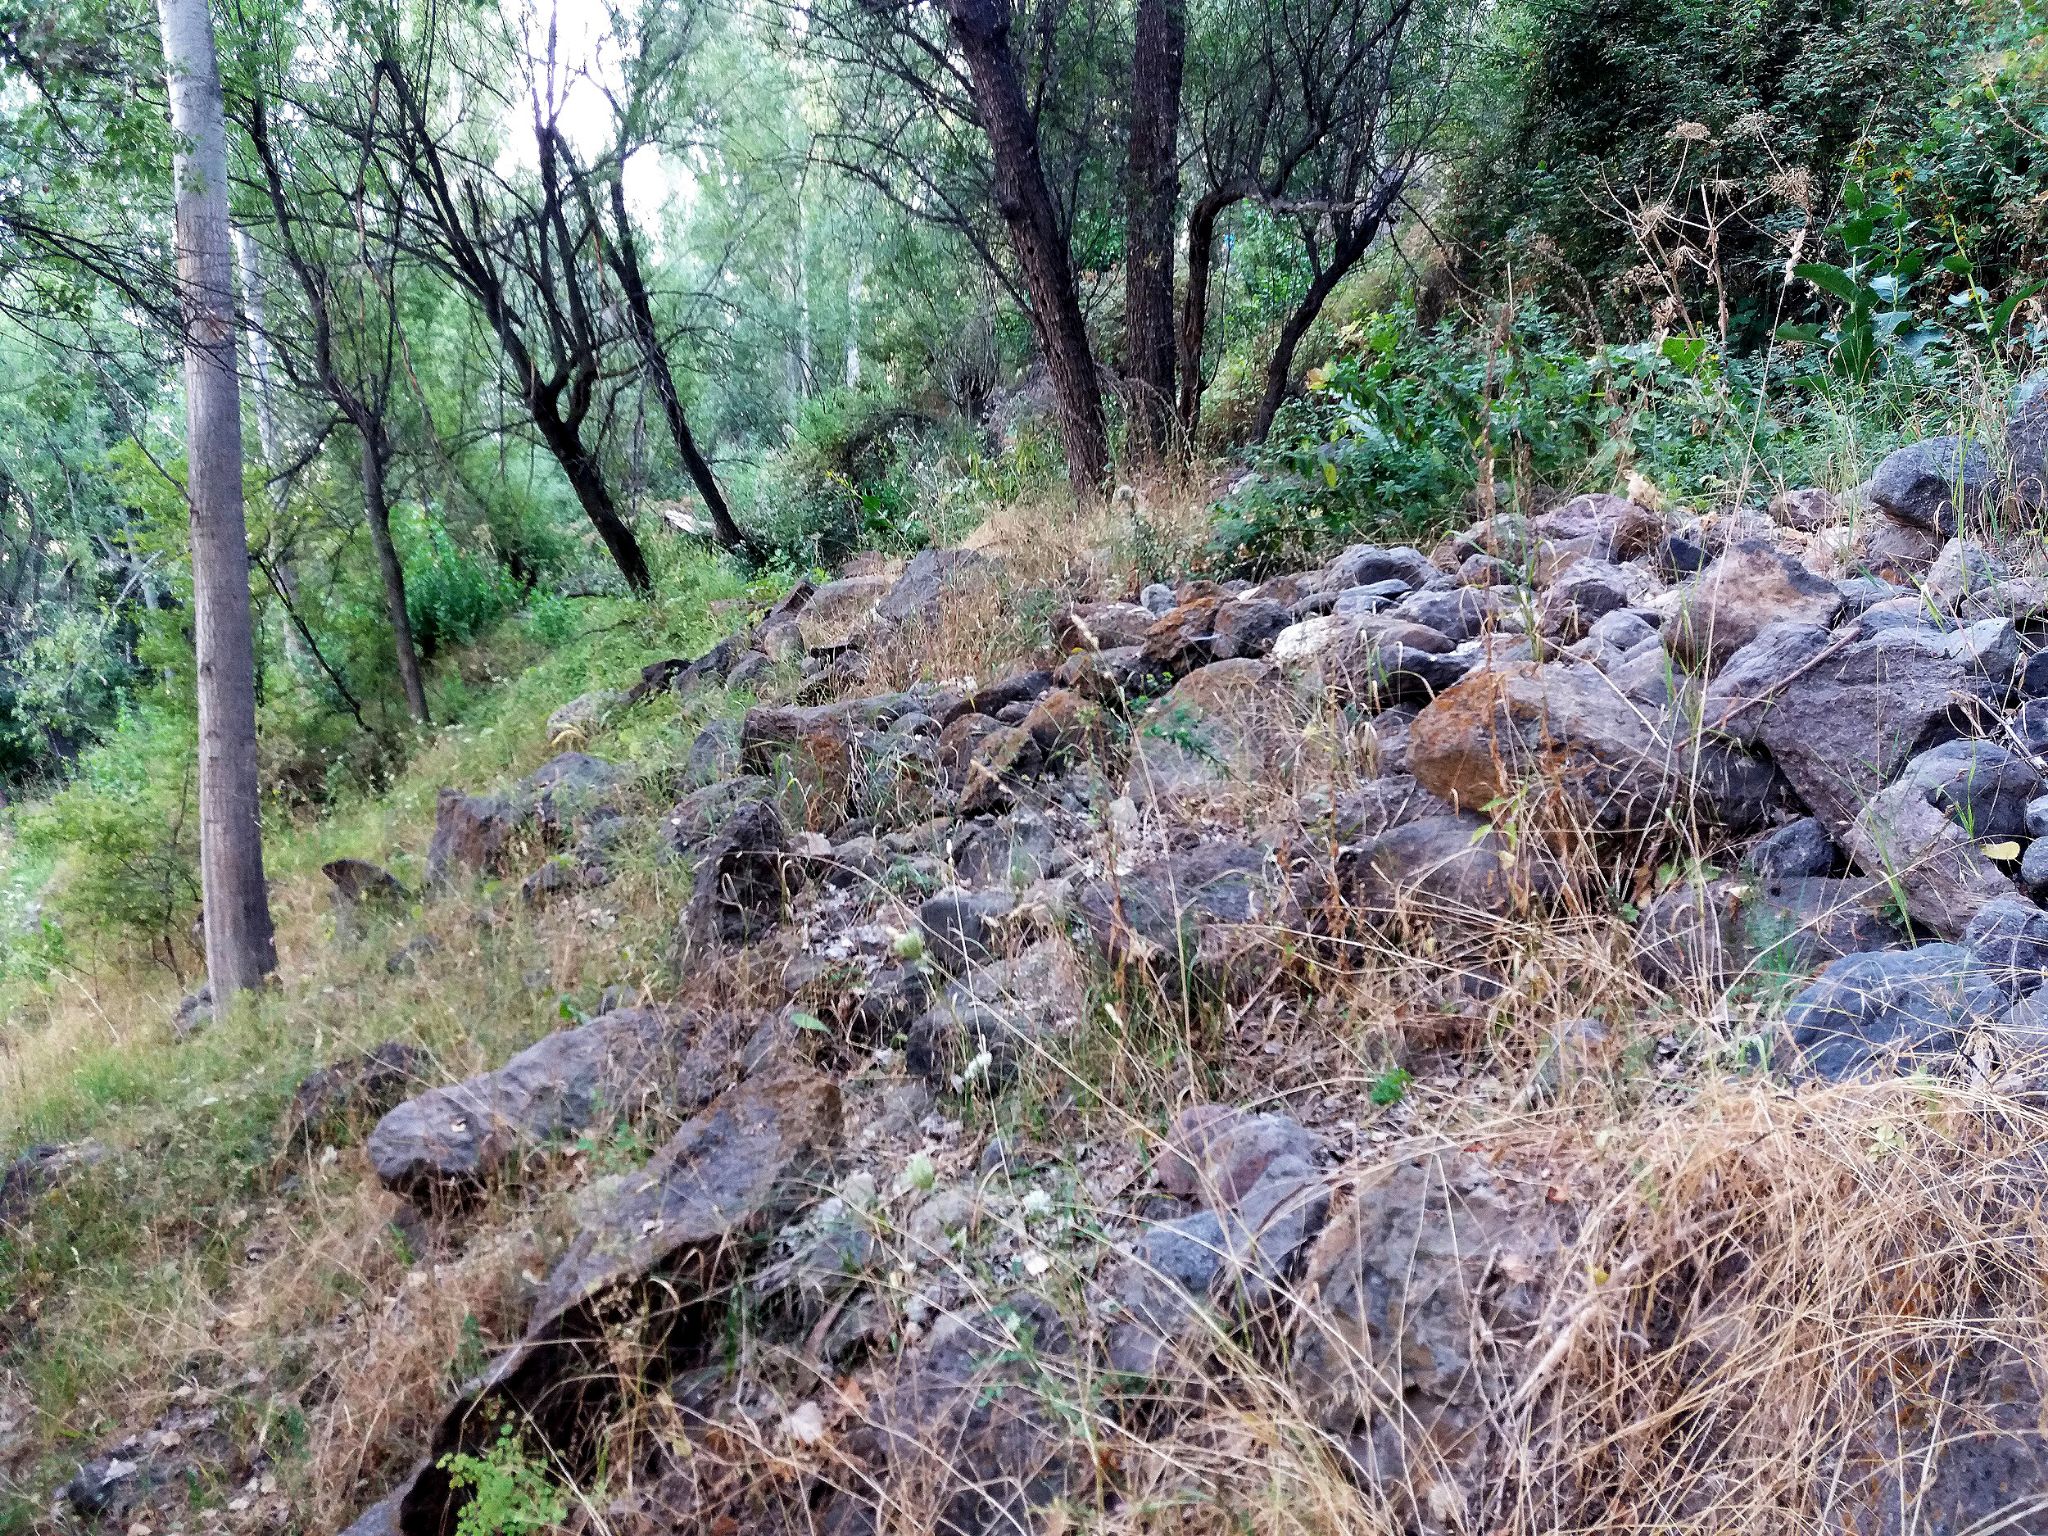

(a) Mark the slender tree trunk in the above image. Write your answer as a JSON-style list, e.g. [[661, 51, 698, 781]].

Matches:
[[1124, 0, 1185, 466], [360, 432, 429, 725], [158, 0, 277, 997], [941, 0, 1109, 500], [1176, 190, 1234, 437], [605, 179, 753, 555], [533, 407, 654, 592], [1251, 190, 1401, 443]]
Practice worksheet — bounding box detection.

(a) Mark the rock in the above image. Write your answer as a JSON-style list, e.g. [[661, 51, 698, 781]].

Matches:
[[1309, 813, 1561, 927], [425, 789, 525, 886], [676, 799, 805, 957], [322, 860, 410, 936], [1769, 487, 1840, 531], [1075, 842, 1282, 988], [1408, 660, 1776, 830], [1867, 435, 1997, 536], [375, 1066, 841, 1536], [524, 752, 629, 834], [905, 941, 1084, 1084], [1701, 621, 1835, 742], [1290, 1155, 1565, 1531], [1130, 658, 1314, 808], [277, 1042, 427, 1161], [797, 573, 893, 651], [367, 1008, 681, 1202], [741, 707, 855, 831], [724, 650, 776, 692], [1156, 1104, 1320, 1204], [1757, 627, 1995, 835], [1633, 875, 1903, 995], [1330, 580, 1414, 619], [916, 887, 1016, 974], [945, 669, 1054, 725], [1521, 1017, 1610, 1105], [1140, 581, 1175, 614], [1751, 817, 1841, 878], [1017, 687, 1106, 768], [1053, 601, 1154, 653], [1925, 538, 2006, 610], [546, 690, 624, 742], [1662, 540, 1842, 673], [1964, 896, 2048, 996], [1530, 492, 1666, 561], [875, 548, 989, 626], [1783, 946, 2012, 1080], [1850, 510, 1943, 580]]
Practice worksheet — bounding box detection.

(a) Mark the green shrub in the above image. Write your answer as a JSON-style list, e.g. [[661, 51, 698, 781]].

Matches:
[[404, 521, 523, 659]]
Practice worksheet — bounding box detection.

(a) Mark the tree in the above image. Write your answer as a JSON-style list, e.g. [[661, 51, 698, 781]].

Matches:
[[156, 0, 277, 996], [369, 23, 657, 595], [810, 0, 1115, 499], [245, 87, 431, 723], [1124, 0, 1185, 465]]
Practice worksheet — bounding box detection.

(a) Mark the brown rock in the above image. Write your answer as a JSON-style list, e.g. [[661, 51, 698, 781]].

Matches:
[[1662, 540, 1842, 673]]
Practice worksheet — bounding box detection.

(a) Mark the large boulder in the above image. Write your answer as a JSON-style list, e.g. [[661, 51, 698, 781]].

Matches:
[[1075, 841, 1284, 990], [796, 572, 893, 651], [1662, 540, 1842, 673], [1407, 661, 1776, 830], [1755, 627, 1996, 835], [1529, 492, 1666, 561], [359, 1065, 841, 1536], [1307, 812, 1562, 928], [1866, 435, 1997, 536], [1843, 742, 2027, 938], [424, 789, 524, 886], [366, 1008, 680, 1202], [1783, 946, 2010, 1080], [875, 547, 990, 626]]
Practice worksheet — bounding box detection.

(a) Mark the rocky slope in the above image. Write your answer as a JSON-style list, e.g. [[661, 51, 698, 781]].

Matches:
[[29, 393, 2048, 1535]]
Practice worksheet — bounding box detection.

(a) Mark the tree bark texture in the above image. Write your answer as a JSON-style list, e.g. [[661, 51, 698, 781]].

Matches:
[[1175, 189, 1233, 439], [940, 0, 1110, 500], [1124, 0, 1185, 464], [606, 178, 754, 555], [158, 0, 278, 996], [360, 432, 430, 724]]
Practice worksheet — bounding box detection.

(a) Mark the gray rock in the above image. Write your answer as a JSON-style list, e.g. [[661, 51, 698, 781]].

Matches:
[[1784, 945, 2010, 1080], [1330, 580, 1413, 620], [424, 789, 524, 887], [546, 690, 624, 742], [950, 809, 1064, 888], [664, 775, 774, 855], [369, 1067, 841, 1536], [1759, 627, 1996, 835], [1156, 1104, 1321, 1204], [1387, 585, 1516, 643], [1313, 813, 1562, 927], [1586, 607, 1659, 652], [1529, 493, 1665, 561], [1324, 544, 1436, 591], [1925, 538, 2007, 610], [1140, 582, 1175, 615], [2023, 839, 2048, 901], [1867, 435, 1997, 536], [1751, 817, 1841, 878], [1075, 842, 1283, 989], [1130, 658, 1312, 807], [797, 573, 893, 651], [1324, 774, 1453, 842], [675, 799, 804, 956], [916, 886, 1017, 974], [1701, 621, 1834, 742], [367, 1009, 680, 1201], [1838, 575, 1906, 613], [1539, 559, 1634, 641]]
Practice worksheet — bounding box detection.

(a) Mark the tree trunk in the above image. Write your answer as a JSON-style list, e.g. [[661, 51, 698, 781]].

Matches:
[[1251, 191, 1399, 444], [606, 179, 754, 555], [361, 432, 429, 725], [941, 0, 1109, 500], [534, 408, 655, 593], [1176, 190, 1235, 438], [158, 0, 277, 998], [232, 223, 311, 671], [1124, 0, 1185, 465]]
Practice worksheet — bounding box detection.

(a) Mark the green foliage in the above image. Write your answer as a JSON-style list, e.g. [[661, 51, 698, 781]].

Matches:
[[403, 521, 525, 660], [440, 1424, 568, 1536], [13, 710, 200, 968]]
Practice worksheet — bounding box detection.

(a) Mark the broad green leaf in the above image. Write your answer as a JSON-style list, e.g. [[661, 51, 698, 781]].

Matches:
[[1794, 262, 1862, 306], [1993, 279, 2047, 333]]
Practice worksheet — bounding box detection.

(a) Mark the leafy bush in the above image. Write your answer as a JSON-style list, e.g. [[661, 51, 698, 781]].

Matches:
[[403, 520, 523, 660], [14, 709, 201, 971]]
